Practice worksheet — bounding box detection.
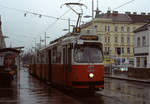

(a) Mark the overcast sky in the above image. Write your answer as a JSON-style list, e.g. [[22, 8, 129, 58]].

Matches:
[[0, 0, 150, 51]]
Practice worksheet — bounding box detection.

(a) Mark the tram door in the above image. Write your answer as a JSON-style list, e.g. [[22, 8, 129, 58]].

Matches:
[[63, 45, 72, 86], [48, 50, 52, 82], [63, 46, 68, 85]]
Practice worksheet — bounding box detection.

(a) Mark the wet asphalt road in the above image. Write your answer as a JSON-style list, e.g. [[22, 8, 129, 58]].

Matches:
[[0, 75, 17, 104], [1, 67, 150, 104]]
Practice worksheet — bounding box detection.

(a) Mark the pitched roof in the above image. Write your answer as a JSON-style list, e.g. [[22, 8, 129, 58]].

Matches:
[[0, 48, 20, 53], [96, 13, 132, 22], [95, 12, 150, 23], [134, 23, 150, 33], [80, 21, 92, 29], [128, 14, 150, 23]]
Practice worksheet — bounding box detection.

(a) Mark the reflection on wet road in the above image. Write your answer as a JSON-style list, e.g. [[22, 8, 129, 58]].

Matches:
[[19, 69, 80, 104], [1, 68, 150, 104], [101, 78, 150, 104], [0, 77, 17, 104]]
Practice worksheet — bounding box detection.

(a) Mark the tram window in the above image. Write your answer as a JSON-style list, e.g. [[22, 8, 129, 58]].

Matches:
[[74, 45, 103, 63], [46, 52, 49, 64], [32, 56, 36, 64], [41, 54, 46, 64], [36, 52, 41, 64], [56, 52, 61, 63], [52, 47, 61, 64]]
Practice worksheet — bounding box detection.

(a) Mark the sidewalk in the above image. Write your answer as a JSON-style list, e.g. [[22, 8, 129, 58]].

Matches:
[[104, 73, 150, 84]]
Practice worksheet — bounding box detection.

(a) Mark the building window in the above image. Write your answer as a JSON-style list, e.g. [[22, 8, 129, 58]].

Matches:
[[127, 37, 130, 43], [127, 27, 130, 32], [105, 26, 107, 32], [115, 48, 118, 54], [105, 37, 110, 43], [115, 37, 118, 43], [115, 47, 121, 55], [105, 37, 107, 43], [108, 47, 110, 53], [104, 47, 110, 54], [114, 26, 118, 32], [142, 36, 146, 46], [108, 26, 110, 32], [95, 25, 97, 28], [137, 37, 140, 47], [127, 48, 130, 54], [105, 47, 107, 52], [108, 37, 110, 43], [105, 26, 110, 32], [121, 36, 124, 43], [122, 47, 124, 54], [94, 25, 97, 32], [121, 26, 124, 32]]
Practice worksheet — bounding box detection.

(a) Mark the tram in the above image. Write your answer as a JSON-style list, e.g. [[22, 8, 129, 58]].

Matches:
[[29, 28, 104, 91]]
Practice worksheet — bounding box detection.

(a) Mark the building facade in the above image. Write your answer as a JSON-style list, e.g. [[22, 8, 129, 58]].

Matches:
[[82, 11, 150, 66], [134, 23, 150, 68]]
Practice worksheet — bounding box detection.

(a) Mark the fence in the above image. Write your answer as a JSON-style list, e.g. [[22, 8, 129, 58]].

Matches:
[[128, 67, 150, 79]]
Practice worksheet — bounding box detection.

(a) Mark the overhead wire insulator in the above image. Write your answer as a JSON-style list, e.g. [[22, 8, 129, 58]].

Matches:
[[24, 13, 27, 17], [39, 14, 42, 18]]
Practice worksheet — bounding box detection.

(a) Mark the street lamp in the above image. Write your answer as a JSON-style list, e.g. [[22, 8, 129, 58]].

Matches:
[[108, 50, 112, 74], [84, 15, 92, 18]]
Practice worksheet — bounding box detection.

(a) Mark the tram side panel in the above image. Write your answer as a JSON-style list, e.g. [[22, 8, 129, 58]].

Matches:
[[50, 46, 72, 86], [45, 64, 49, 81], [41, 64, 45, 81], [51, 64, 64, 85]]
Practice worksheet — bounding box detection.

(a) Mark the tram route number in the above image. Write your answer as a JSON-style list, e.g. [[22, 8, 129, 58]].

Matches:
[[88, 66, 94, 73]]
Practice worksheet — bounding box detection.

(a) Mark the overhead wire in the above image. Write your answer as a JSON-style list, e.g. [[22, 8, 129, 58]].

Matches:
[[0, 4, 76, 21], [39, 0, 83, 42], [42, 0, 82, 33], [0, 4, 75, 42], [0, 0, 83, 48], [113, 0, 135, 11]]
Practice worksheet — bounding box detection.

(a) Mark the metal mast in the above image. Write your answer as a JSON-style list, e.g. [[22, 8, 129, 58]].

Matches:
[[92, 0, 94, 19]]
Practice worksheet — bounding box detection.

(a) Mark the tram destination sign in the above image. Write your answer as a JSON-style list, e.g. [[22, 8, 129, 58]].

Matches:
[[80, 35, 98, 40]]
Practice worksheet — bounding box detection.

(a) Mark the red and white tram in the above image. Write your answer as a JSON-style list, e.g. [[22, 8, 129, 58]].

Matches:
[[29, 28, 104, 91]]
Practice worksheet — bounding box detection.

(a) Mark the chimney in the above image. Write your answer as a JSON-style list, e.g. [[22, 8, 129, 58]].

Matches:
[[107, 10, 111, 16], [133, 12, 137, 15], [113, 11, 118, 15], [107, 10, 111, 14], [141, 12, 146, 15], [125, 12, 131, 15]]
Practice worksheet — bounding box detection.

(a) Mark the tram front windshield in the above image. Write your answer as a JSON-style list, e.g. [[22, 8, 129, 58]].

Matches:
[[74, 45, 103, 63]]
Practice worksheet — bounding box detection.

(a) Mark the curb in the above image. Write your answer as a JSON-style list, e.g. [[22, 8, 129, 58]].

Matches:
[[104, 76, 150, 84]]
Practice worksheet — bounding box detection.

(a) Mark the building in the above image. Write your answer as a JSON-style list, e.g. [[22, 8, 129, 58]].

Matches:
[[134, 23, 150, 68], [0, 16, 6, 48], [81, 10, 150, 66]]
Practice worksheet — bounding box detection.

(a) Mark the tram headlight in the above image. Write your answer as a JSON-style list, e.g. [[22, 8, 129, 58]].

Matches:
[[89, 73, 94, 78]]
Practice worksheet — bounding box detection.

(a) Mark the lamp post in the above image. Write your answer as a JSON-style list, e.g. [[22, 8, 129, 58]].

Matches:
[[32, 38, 37, 52], [109, 50, 112, 74], [44, 32, 50, 47], [0, 35, 8, 48]]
